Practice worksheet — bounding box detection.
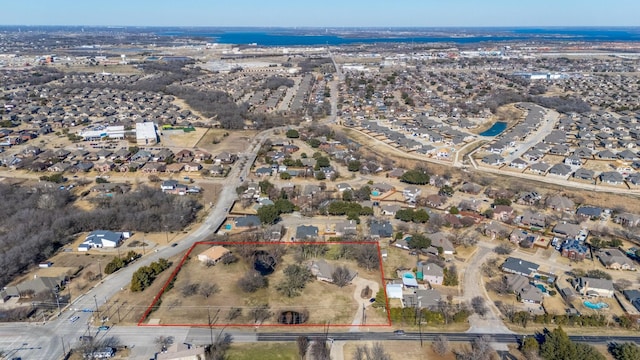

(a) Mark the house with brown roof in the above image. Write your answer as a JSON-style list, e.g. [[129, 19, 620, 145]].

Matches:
[[197, 246, 230, 264]]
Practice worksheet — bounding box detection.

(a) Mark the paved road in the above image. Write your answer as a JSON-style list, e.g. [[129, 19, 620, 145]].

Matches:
[[503, 107, 560, 164], [461, 243, 512, 334], [0, 127, 282, 360]]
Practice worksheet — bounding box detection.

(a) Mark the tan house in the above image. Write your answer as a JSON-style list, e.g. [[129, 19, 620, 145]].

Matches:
[[197, 246, 230, 264]]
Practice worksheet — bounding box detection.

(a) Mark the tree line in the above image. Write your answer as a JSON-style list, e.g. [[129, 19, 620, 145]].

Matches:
[[0, 184, 200, 288]]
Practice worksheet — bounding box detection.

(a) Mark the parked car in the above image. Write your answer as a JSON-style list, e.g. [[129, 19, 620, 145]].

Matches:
[[98, 325, 110, 331], [69, 316, 80, 323]]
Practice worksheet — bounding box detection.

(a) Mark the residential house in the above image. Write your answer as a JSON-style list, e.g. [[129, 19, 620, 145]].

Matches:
[[529, 162, 550, 174], [402, 186, 421, 201], [428, 232, 455, 255], [418, 263, 444, 285], [600, 171, 624, 185], [402, 289, 442, 309], [548, 163, 572, 177], [197, 246, 230, 264], [165, 162, 185, 173], [425, 194, 447, 208], [78, 230, 125, 250], [234, 215, 261, 229], [546, 195, 575, 212], [381, 204, 402, 216], [553, 223, 583, 239], [573, 277, 614, 298], [520, 210, 546, 228], [184, 163, 202, 172], [506, 274, 544, 304], [335, 220, 358, 237], [576, 206, 602, 220], [598, 249, 636, 270], [214, 151, 236, 164], [614, 213, 640, 227], [561, 239, 589, 261], [573, 168, 595, 181], [369, 220, 393, 239], [501, 257, 540, 277], [335, 183, 352, 192], [482, 154, 505, 166], [492, 205, 514, 222], [309, 259, 357, 284], [156, 343, 206, 360], [564, 155, 582, 166], [295, 225, 319, 240]]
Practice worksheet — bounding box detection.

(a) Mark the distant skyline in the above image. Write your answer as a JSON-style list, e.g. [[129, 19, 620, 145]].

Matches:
[[3, 1, 640, 28]]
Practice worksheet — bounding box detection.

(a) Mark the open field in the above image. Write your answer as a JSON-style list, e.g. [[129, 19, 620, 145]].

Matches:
[[342, 340, 458, 360], [226, 342, 297, 360], [160, 127, 209, 148], [195, 129, 257, 154], [138, 242, 387, 327]]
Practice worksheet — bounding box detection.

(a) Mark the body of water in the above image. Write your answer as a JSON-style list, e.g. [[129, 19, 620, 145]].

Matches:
[[157, 28, 640, 46], [479, 122, 507, 137]]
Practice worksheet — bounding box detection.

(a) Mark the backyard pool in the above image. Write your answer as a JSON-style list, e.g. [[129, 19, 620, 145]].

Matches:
[[535, 284, 547, 293], [403, 273, 415, 279], [372, 190, 380, 196], [583, 301, 609, 310]]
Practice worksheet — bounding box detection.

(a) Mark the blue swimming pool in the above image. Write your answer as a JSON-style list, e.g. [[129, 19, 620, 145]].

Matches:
[[584, 301, 609, 309], [403, 273, 415, 279], [535, 284, 547, 293], [371, 190, 380, 196]]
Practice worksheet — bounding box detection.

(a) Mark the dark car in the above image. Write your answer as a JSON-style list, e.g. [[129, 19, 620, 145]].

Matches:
[[171, 243, 178, 247], [369, 298, 376, 303], [393, 330, 405, 335]]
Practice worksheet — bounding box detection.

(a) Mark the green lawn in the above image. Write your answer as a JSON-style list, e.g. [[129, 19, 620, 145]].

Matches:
[[227, 343, 298, 360]]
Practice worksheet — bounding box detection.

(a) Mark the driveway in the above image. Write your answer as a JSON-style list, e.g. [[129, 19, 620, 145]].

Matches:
[[349, 276, 380, 331]]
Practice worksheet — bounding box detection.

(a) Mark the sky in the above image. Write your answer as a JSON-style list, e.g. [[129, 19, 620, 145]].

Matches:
[[3, 0, 640, 27]]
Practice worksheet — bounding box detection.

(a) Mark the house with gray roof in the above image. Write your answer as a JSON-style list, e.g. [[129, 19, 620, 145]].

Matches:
[[501, 257, 540, 277], [573, 168, 595, 181], [548, 163, 572, 177], [598, 248, 635, 270], [402, 289, 442, 309], [308, 259, 357, 284], [576, 206, 602, 219], [600, 171, 624, 185], [553, 223, 583, 239], [234, 215, 261, 229], [573, 277, 614, 298], [295, 225, 319, 240], [506, 274, 544, 304], [418, 263, 444, 285], [529, 162, 550, 174], [369, 220, 393, 238]]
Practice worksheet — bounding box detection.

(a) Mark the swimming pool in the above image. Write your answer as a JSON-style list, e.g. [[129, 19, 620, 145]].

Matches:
[[403, 273, 415, 279], [535, 284, 547, 293], [371, 190, 380, 196], [583, 301, 609, 309]]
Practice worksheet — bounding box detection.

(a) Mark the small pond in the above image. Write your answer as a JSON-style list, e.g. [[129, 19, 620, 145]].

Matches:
[[479, 121, 507, 136]]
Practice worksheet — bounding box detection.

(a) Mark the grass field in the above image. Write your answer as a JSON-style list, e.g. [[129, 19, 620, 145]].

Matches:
[[226, 343, 297, 360]]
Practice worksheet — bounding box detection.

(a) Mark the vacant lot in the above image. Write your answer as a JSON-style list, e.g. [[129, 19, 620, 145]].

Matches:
[[343, 340, 458, 360], [196, 128, 257, 154], [160, 127, 209, 148], [143, 242, 385, 326], [226, 342, 297, 360]]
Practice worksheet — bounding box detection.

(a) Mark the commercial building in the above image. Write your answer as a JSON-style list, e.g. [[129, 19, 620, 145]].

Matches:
[[135, 122, 158, 145]]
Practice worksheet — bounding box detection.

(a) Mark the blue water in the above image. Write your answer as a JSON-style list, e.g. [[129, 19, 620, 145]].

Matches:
[[584, 301, 609, 309], [156, 27, 640, 46], [535, 284, 547, 293], [403, 273, 415, 279], [479, 122, 507, 136], [371, 191, 380, 196]]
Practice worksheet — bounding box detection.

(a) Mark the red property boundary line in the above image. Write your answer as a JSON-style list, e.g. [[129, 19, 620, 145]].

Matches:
[[138, 241, 392, 327]]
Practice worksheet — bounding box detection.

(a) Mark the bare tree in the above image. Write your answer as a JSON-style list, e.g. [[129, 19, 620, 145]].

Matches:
[[614, 279, 633, 292], [251, 304, 272, 324], [226, 307, 242, 321], [432, 334, 449, 356], [154, 335, 174, 352], [353, 343, 391, 360], [471, 296, 488, 316], [331, 265, 352, 287], [311, 339, 331, 360], [238, 270, 268, 293], [181, 283, 199, 297], [200, 283, 219, 298], [297, 336, 310, 360]]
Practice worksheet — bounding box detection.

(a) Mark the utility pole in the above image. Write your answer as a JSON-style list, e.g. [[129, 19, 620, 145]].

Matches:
[[61, 336, 67, 356], [98, 260, 102, 279], [165, 225, 169, 244], [208, 308, 214, 345], [53, 289, 61, 316], [93, 295, 99, 317]]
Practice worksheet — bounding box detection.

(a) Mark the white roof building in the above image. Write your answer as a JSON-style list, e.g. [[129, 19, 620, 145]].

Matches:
[[135, 122, 158, 145]]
